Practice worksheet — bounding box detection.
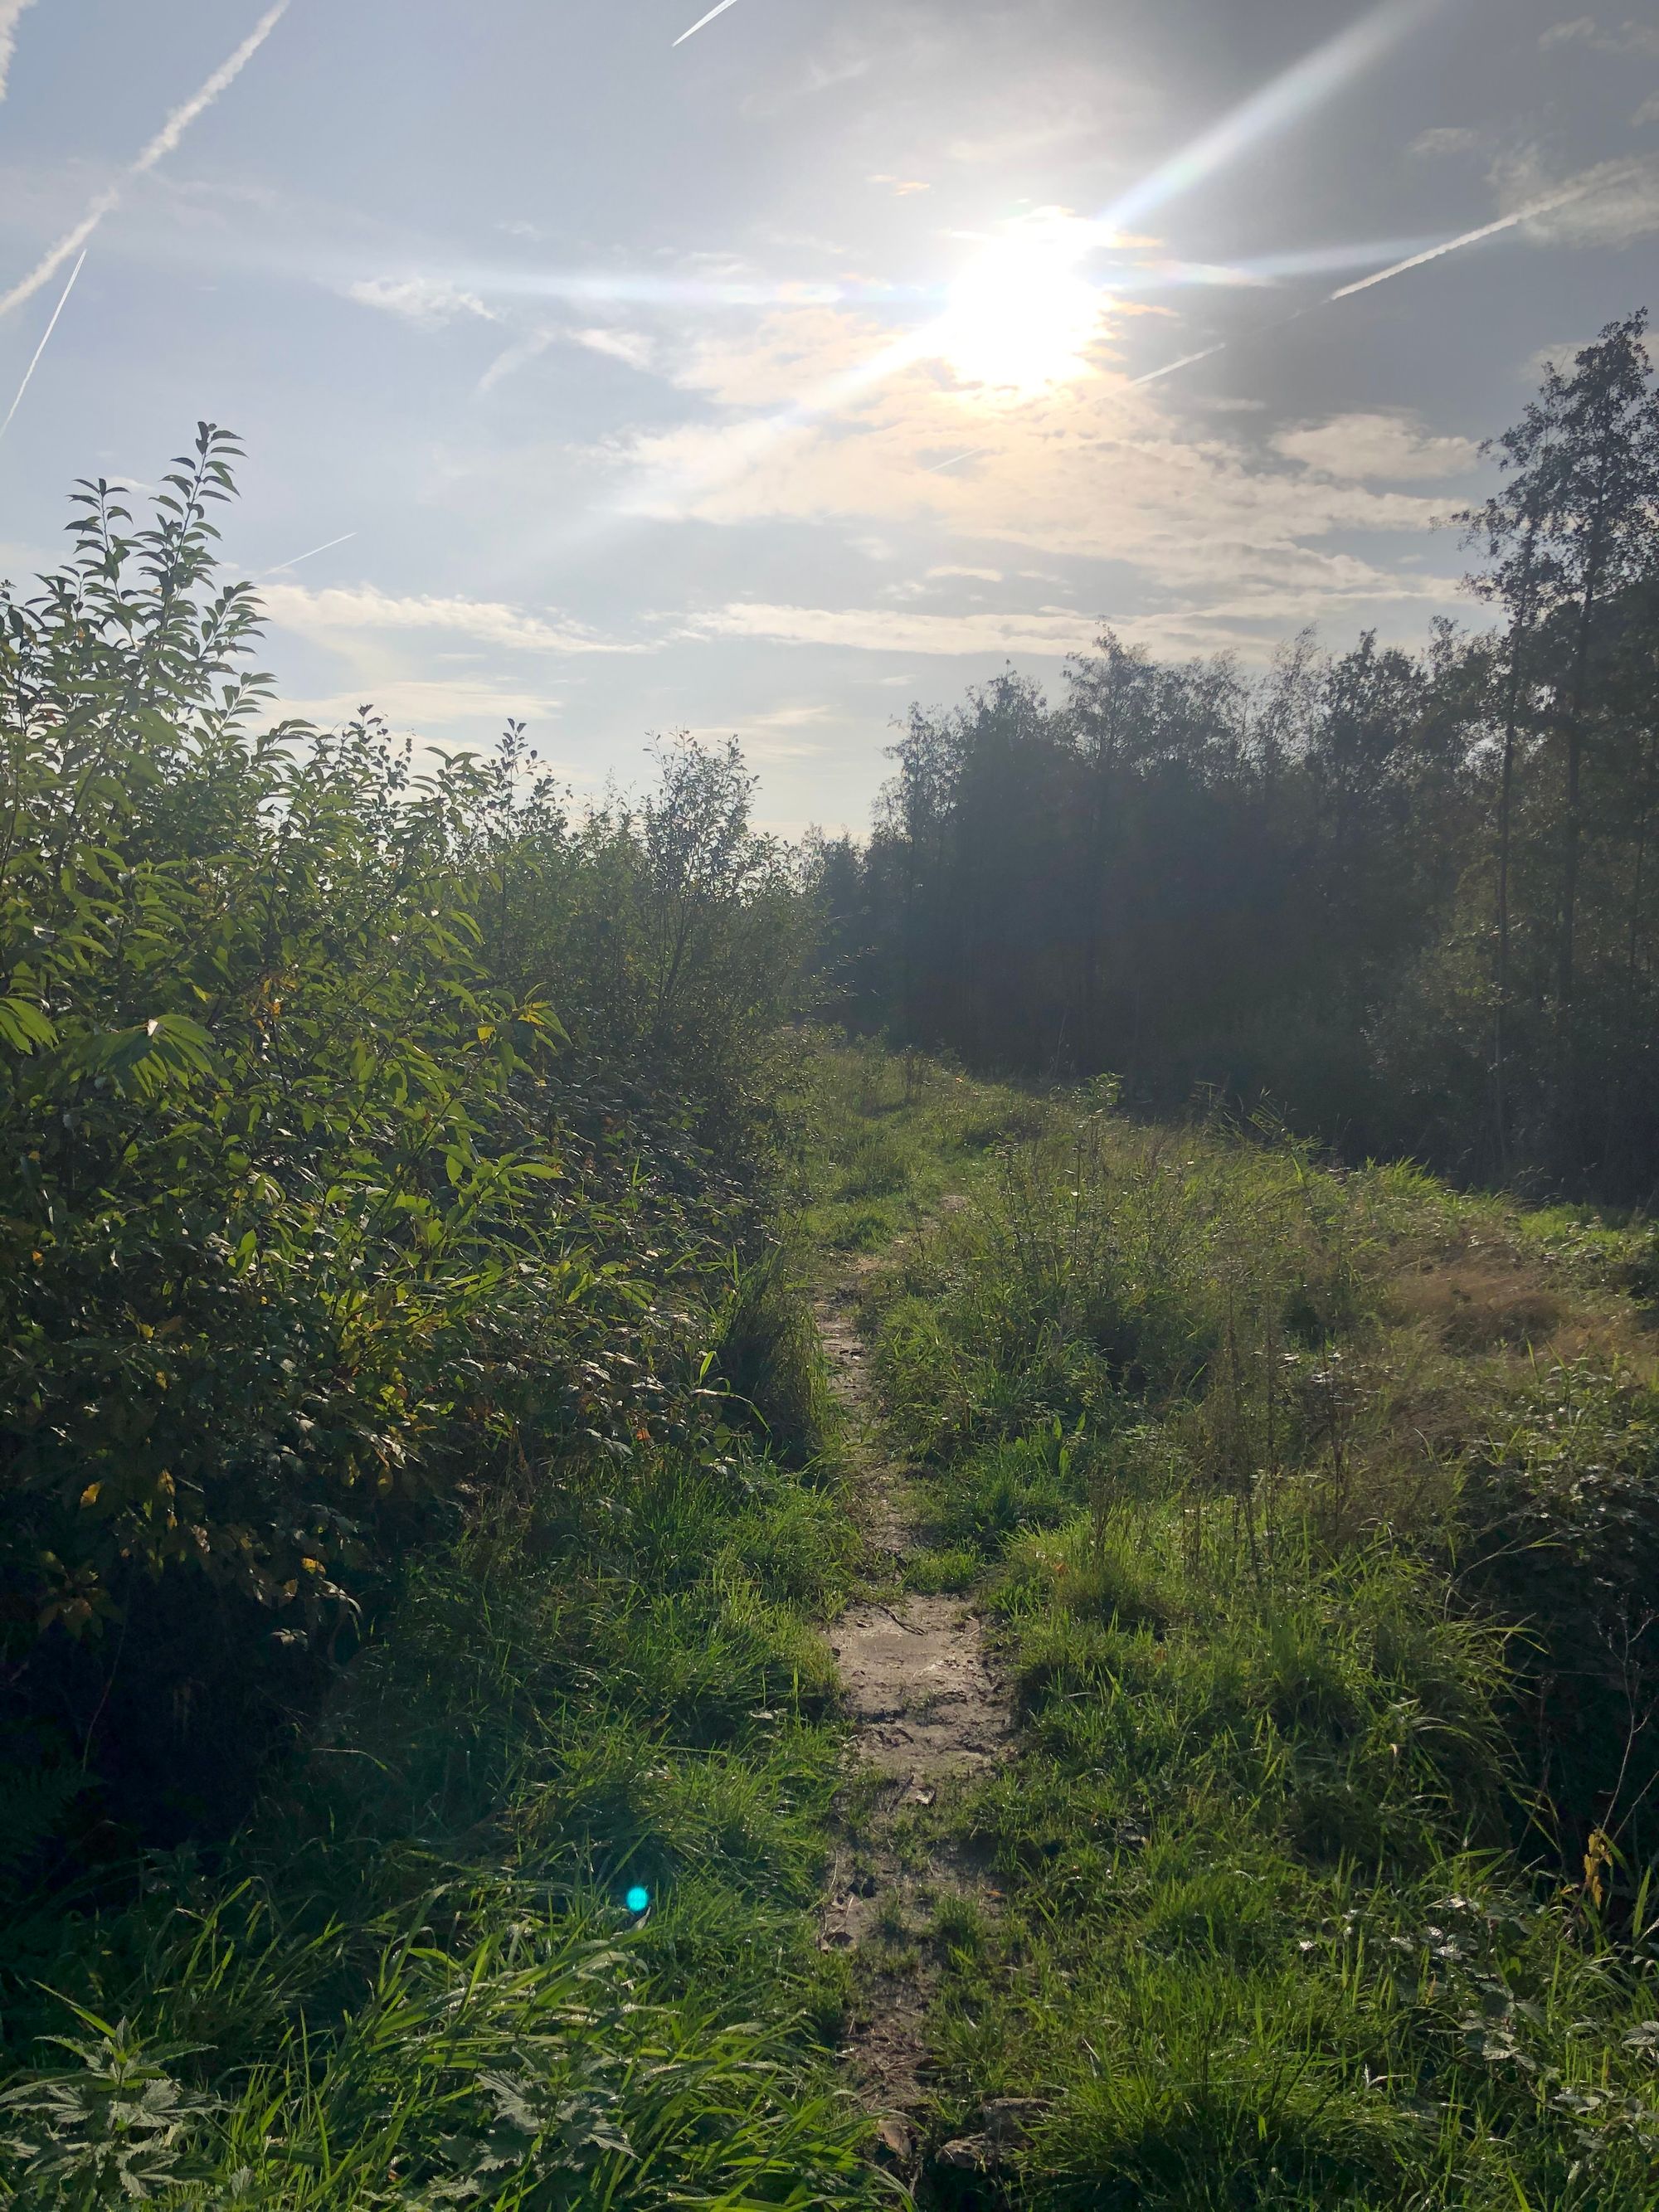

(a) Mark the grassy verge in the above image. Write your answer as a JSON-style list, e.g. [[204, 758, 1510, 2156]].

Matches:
[[0, 1252, 898, 2209], [808, 1043, 1659, 2209]]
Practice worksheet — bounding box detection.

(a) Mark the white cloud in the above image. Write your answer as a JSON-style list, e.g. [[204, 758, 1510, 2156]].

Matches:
[[1491, 147, 1659, 246], [0, 0, 36, 101], [272, 678, 570, 732], [682, 576, 1462, 667], [926, 564, 1004, 581], [683, 703, 840, 759], [572, 326, 654, 370], [1637, 92, 1659, 124], [347, 275, 497, 328], [478, 328, 557, 395], [1540, 16, 1599, 47], [260, 581, 640, 656], [1540, 14, 1659, 53], [604, 300, 1449, 643], [1408, 124, 1487, 158], [475, 323, 654, 395], [684, 601, 1103, 658], [1272, 411, 1481, 481]]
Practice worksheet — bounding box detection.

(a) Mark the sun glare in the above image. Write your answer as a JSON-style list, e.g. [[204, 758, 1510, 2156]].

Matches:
[[937, 226, 1108, 395]]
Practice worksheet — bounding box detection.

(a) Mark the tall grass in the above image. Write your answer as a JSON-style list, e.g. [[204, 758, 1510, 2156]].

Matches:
[[816, 1044, 1659, 2206], [1, 1385, 889, 2205]]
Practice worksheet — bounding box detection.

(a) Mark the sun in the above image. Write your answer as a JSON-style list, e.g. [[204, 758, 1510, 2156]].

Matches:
[[936, 224, 1109, 395]]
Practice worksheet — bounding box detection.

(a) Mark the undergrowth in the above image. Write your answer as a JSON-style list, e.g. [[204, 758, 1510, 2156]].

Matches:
[[0, 449, 892, 2207], [0, 1320, 894, 2207]]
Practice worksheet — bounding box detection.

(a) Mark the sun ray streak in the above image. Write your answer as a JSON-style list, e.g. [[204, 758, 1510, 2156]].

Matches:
[[1126, 158, 1651, 388], [1097, 0, 1443, 235]]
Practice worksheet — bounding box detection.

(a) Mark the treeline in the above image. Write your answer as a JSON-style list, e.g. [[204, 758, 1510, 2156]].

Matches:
[[815, 311, 1659, 1203], [0, 429, 805, 1845]]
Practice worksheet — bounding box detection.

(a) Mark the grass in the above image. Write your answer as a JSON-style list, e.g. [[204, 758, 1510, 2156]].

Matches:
[[0, 1270, 897, 2208], [7, 1041, 1654, 2207], [806, 1042, 1659, 2209]]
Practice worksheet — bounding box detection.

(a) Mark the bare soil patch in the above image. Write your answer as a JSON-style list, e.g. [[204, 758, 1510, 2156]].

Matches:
[[812, 1256, 1012, 2165]]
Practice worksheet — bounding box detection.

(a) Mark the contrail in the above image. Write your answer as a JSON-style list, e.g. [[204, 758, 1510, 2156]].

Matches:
[[922, 444, 997, 474], [1128, 161, 1649, 387], [0, 250, 86, 446], [0, 1, 289, 322], [674, 0, 742, 45], [0, 0, 37, 102], [1129, 343, 1228, 388], [1328, 166, 1646, 297], [261, 530, 358, 577]]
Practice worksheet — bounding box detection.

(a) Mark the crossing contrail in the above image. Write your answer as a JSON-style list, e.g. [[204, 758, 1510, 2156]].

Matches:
[[0, 0, 37, 102], [0, 251, 86, 446], [674, 0, 742, 45], [0, 1, 290, 322], [1128, 160, 1652, 388]]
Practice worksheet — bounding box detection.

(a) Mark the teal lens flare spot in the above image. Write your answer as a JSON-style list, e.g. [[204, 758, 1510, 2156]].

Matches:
[[625, 1885, 650, 1913]]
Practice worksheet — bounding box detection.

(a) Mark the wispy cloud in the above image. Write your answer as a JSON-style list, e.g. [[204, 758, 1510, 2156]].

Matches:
[[1540, 16, 1659, 56], [0, 0, 36, 102], [1481, 148, 1659, 248], [1408, 124, 1487, 157], [684, 601, 1105, 658], [0, 1, 289, 322], [1328, 158, 1657, 299], [682, 572, 1459, 665], [607, 294, 1463, 654], [479, 328, 557, 395], [260, 581, 645, 657], [271, 678, 573, 735], [572, 326, 654, 369], [348, 276, 497, 327], [1273, 411, 1479, 480]]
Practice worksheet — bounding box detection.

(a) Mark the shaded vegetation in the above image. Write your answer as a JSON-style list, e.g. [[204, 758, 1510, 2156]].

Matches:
[[813, 313, 1659, 1203], [0, 436, 888, 2205]]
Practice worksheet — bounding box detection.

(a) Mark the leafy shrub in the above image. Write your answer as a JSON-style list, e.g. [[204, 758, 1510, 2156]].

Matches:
[[0, 431, 808, 1840]]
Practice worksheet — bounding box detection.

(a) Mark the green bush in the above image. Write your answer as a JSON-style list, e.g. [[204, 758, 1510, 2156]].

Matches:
[[0, 431, 810, 1840]]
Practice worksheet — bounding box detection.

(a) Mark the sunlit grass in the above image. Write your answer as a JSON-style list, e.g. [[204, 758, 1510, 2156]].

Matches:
[[809, 1039, 1659, 2206]]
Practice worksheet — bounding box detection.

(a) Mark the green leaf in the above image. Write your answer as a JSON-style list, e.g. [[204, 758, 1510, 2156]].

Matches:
[[0, 995, 57, 1053]]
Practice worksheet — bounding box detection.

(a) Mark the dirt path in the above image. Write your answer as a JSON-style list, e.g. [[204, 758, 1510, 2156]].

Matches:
[[813, 1260, 1013, 2172]]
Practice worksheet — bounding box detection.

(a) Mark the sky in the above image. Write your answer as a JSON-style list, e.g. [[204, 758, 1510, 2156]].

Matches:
[[1, 0, 1657, 832]]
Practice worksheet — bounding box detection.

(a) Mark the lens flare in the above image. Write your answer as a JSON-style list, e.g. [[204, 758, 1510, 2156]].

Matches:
[[625, 1884, 650, 1913]]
